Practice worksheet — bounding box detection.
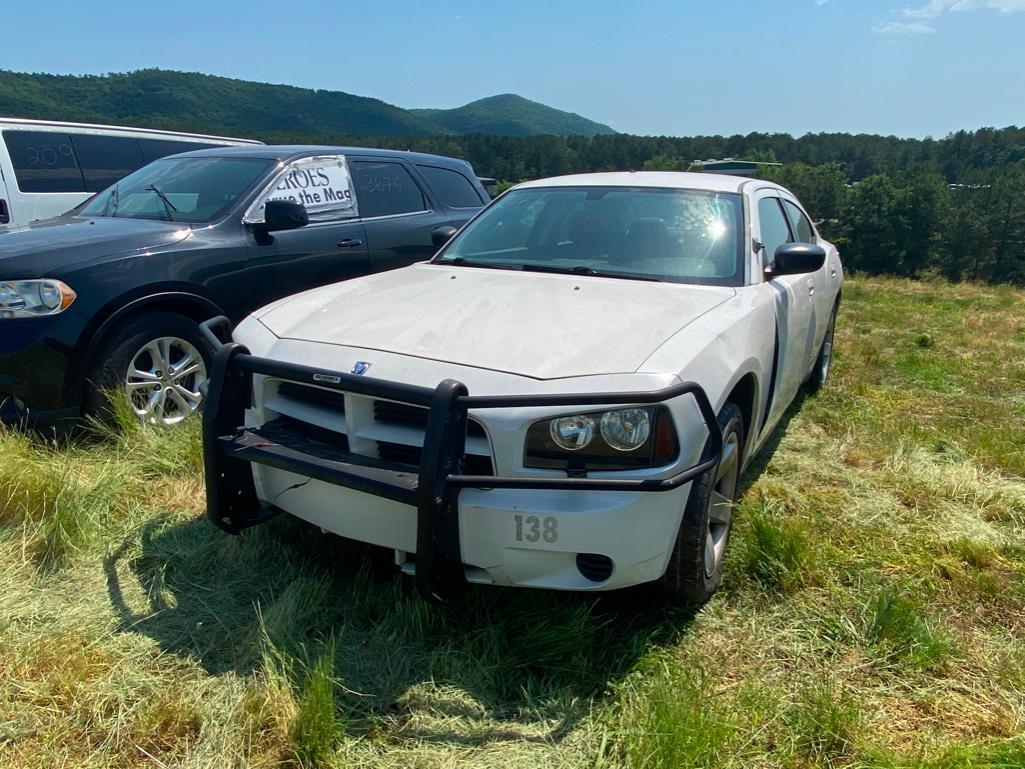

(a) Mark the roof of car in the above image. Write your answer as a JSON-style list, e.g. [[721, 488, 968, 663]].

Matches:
[[170, 144, 473, 168], [513, 171, 780, 194]]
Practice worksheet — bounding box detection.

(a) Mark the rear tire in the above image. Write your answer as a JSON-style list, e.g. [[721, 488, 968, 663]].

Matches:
[[84, 312, 214, 425], [658, 401, 744, 605]]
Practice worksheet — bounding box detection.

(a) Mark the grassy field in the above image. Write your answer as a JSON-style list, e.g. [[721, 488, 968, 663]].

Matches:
[[1, 275, 1023, 768]]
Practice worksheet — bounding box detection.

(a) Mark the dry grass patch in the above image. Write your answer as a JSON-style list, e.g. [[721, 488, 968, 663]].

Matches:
[[1, 276, 1024, 767]]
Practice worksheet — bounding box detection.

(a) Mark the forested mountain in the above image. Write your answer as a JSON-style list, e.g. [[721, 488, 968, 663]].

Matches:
[[0, 69, 612, 137], [411, 94, 613, 137], [252, 129, 1021, 284], [1, 68, 1022, 283]]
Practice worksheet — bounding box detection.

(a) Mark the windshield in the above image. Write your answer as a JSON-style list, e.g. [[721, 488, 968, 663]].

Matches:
[[81, 156, 272, 223], [436, 186, 745, 286]]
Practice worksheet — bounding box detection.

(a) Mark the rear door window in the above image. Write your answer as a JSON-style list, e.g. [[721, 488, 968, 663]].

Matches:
[[3, 130, 85, 193], [350, 160, 427, 218], [71, 134, 146, 192], [416, 165, 484, 208]]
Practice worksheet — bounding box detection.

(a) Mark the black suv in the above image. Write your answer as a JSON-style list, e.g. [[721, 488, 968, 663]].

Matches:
[[0, 145, 488, 427]]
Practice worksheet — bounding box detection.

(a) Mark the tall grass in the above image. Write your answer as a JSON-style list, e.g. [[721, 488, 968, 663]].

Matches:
[[1, 276, 1023, 768]]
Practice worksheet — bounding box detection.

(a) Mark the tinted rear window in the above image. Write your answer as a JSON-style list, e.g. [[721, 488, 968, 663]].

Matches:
[[3, 130, 85, 193], [417, 165, 483, 208], [72, 134, 146, 192], [350, 160, 427, 217]]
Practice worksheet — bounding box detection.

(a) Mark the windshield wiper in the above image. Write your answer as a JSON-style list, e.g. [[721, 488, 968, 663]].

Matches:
[[519, 263, 663, 282], [441, 256, 521, 271], [146, 184, 178, 222]]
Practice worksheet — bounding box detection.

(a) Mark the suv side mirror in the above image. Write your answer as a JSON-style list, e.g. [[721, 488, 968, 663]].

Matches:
[[768, 243, 826, 277], [432, 225, 458, 249], [261, 199, 308, 232]]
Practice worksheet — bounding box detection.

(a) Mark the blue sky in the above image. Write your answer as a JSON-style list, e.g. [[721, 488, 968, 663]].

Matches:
[[3, 0, 1023, 137]]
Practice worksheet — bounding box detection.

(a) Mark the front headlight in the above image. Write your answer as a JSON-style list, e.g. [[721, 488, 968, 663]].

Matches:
[[0, 280, 76, 318], [525, 406, 678, 471]]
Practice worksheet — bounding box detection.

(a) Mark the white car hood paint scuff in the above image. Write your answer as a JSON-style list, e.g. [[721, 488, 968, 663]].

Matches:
[[256, 263, 735, 380]]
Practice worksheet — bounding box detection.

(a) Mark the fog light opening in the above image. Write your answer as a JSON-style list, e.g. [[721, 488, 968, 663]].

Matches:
[[576, 553, 614, 583]]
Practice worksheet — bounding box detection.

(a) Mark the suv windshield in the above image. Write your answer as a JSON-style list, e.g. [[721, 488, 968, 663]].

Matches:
[[436, 186, 745, 286], [81, 156, 272, 224]]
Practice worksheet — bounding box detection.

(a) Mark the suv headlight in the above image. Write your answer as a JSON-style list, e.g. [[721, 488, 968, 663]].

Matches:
[[0, 280, 76, 318], [525, 406, 679, 471]]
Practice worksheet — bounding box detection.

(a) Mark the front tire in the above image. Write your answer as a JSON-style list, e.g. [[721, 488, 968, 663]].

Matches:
[[85, 312, 213, 425], [659, 401, 745, 605]]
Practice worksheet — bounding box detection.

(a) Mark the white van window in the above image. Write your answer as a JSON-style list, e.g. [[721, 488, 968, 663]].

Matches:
[[138, 138, 225, 163], [3, 130, 86, 193], [71, 134, 146, 193], [251, 156, 358, 223]]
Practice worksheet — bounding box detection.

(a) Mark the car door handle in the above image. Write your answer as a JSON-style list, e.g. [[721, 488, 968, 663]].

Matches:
[[807, 278, 815, 296], [337, 239, 363, 248]]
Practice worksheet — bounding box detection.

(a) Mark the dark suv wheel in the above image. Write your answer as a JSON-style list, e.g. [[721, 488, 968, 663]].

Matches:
[[85, 312, 214, 425]]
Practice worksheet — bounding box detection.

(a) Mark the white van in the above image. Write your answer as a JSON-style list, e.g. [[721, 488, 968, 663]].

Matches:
[[0, 118, 262, 228]]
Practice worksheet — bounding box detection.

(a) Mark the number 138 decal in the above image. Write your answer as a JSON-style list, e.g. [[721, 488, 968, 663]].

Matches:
[[514, 514, 559, 543]]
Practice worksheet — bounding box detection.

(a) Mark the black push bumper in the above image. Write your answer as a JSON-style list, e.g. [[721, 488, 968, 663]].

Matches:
[[200, 317, 723, 602]]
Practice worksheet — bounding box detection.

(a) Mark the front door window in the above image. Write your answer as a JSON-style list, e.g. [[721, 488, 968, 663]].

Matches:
[[251, 155, 358, 223]]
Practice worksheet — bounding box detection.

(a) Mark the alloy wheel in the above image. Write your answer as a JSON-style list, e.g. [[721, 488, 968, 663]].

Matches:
[[125, 336, 207, 425]]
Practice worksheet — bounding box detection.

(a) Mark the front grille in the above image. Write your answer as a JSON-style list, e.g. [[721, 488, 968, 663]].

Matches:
[[268, 380, 495, 478], [376, 441, 421, 466], [263, 416, 351, 452], [373, 399, 486, 439], [277, 382, 346, 413], [377, 441, 494, 475]]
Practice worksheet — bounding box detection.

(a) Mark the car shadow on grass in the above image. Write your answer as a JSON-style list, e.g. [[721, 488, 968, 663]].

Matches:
[[103, 511, 697, 744], [101, 393, 805, 745]]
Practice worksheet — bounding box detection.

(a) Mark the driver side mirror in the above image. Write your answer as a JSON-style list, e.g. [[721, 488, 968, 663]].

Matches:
[[260, 199, 309, 232], [768, 243, 826, 277]]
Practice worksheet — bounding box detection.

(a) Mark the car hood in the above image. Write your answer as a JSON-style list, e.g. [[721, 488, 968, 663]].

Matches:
[[0, 216, 192, 278], [256, 263, 735, 380]]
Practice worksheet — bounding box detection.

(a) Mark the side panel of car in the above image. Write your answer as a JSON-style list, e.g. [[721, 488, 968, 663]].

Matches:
[[753, 191, 816, 426], [778, 192, 838, 368], [641, 288, 776, 452], [245, 218, 371, 311]]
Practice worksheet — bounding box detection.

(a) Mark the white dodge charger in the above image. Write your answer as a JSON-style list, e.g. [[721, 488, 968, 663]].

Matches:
[[201, 171, 843, 604]]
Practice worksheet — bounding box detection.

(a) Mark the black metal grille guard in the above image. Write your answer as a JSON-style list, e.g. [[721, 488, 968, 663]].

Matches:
[[200, 316, 723, 602]]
